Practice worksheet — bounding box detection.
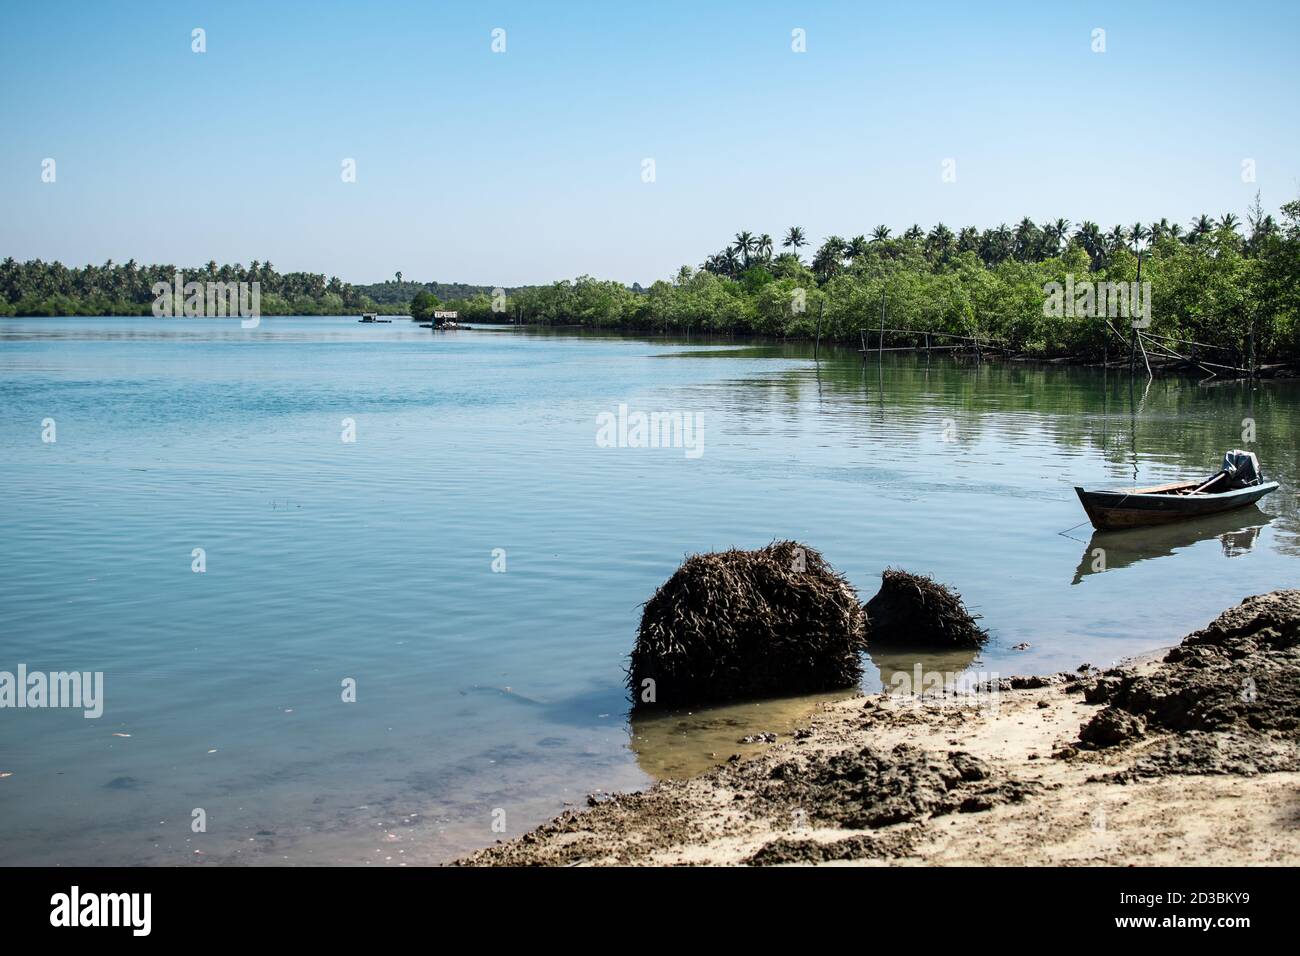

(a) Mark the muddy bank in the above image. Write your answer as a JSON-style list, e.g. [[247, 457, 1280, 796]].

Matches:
[[454, 591, 1300, 866], [1078, 589, 1300, 781]]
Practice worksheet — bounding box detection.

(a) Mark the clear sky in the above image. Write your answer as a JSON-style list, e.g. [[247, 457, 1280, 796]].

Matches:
[[1, 0, 1297, 286]]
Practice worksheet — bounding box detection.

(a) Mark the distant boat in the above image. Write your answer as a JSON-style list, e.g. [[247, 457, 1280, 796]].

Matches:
[[1075, 450, 1278, 531], [359, 312, 391, 324]]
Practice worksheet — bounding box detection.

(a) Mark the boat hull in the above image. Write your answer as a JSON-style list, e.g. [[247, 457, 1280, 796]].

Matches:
[[1074, 481, 1278, 531]]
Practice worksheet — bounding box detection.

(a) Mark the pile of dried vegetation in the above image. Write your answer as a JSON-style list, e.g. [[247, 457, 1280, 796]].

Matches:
[[863, 569, 988, 649], [629, 541, 865, 709]]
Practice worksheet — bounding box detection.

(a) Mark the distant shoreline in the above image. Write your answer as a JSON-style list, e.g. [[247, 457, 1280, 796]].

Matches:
[[7, 314, 1293, 381]]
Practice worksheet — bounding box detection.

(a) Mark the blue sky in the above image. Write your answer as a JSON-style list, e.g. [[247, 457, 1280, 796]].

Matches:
[[1, 0, 1297, 286]]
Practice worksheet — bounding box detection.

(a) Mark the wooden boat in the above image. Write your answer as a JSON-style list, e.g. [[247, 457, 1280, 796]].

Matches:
[[1075, 458, 1278, 532]]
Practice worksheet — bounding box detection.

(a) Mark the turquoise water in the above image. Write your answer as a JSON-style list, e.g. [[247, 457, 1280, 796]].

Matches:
[[1, 316, 1297, 865]]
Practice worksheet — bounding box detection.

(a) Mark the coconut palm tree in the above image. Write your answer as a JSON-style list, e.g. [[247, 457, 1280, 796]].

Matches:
[[1075, 221, 1104, 267], [1128, 222, 1150, 250], [902, 224, 924, 243], [979, 224, 1014, 265], [732, 231, 755, 265], [925, 223, 956, 262], [1188, 215, 1214, 243], [811, 236, 847, 279], [721, 247, 741, 276], [870, 225, 891, 242], [1042, 218, 1070, 256], [1218, 213, 1240, 234], [782, 226, 806, 258], [846, 234, 870, 263], [1012, 217, 1039, 261], [956, 227, 980, 254], [755, 233, 774, 261], [1104, 225, 1127, 255]]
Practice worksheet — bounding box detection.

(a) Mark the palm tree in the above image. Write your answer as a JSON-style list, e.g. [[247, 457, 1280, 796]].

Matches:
[[979, 224, 1013, 265], [1168, 222, 1184, 241], [1105, 225, 1127, 255], [1075, 221, 1104, 267], [902, 224, 924, 243], [925, 223, 955, 262], [1128, 222, 1150, 250], [870, 225, 891, 242], [1218, 213, 1240, 234], [956, 227, 980, 254], [732, 231, 755, 265], [721, 247, 741, 276], [395, 271, 402, 284], [1188, 215, 1214, 243], [1042, 218, 1070, 256], [811, 236, 847, 279], [754, 233, 774, 261], [846, 234, 870, 263], [1149, 218, 1170, 242], [782, 226, 806, 258], [1013, 217, 1039, 261]]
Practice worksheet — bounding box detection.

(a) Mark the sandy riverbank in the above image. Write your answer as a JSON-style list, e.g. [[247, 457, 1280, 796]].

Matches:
[[455, 590, 1300, 866]]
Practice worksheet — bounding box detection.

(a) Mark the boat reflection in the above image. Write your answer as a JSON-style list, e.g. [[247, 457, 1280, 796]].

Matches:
[[1072, 508, 1269, 584]]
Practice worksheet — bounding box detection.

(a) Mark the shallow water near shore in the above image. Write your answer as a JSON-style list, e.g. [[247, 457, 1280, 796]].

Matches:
[[1, 316, 1297, 865]]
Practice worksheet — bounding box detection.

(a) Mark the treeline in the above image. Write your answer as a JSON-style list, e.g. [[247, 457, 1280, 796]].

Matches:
[[0, 258, 534, 319], [357, 276, 525, 309], [505, 198, 1300, 363], [7, 198, 1299, 365], [0, 259, 374, 317]]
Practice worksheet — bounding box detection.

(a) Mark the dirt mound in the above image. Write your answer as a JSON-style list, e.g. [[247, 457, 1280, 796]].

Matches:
[[754, 743, 1037, 829], [863, 569, 988, 649], [746, 829, 919, 865], [629, 541, 865, 709], [1079, 590, 1300, 763], [455, 739, 1038, 867]]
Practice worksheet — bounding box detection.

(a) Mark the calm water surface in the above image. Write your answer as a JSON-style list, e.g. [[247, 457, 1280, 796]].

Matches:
[[1, 316, 1296, 864]]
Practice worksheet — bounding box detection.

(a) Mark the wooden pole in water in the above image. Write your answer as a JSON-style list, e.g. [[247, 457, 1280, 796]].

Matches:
[[1129, 250, 1142, 377], [1248, 311, 1256, 379], [878, 289, 886, 362], [814, 299, 824, 360]]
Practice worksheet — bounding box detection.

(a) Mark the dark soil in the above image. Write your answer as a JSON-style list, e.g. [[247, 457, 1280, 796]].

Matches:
[[746, 829, 920, 865], [1078, 590, 1300, 775], [455, 740, 1038, 867], [754, 743, 1039, 829]]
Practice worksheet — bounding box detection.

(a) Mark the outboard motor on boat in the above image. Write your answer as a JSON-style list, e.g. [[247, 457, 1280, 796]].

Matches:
[[1222, 449, 1262, 489]]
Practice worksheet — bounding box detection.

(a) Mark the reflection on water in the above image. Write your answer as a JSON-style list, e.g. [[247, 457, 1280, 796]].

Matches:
[[628, 647, 990, 781], [864, 647, 983, 694], [1071, 509, 1270, 584], [628, 691, 855, 780]]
